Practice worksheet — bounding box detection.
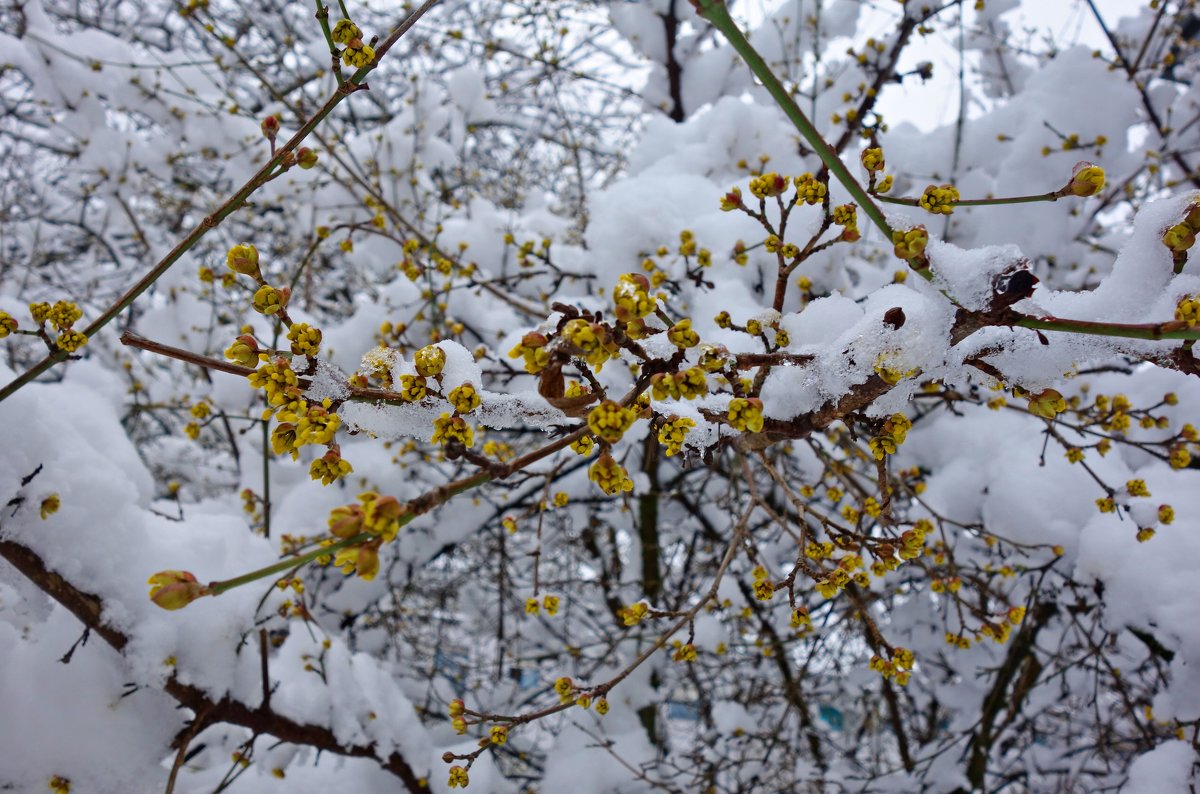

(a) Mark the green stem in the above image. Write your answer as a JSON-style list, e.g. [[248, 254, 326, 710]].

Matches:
[[1016, 316, 1200, 341], [694, 0, 892, 240], [876, 192, 1061, 209], [207, 532, 373, 595]]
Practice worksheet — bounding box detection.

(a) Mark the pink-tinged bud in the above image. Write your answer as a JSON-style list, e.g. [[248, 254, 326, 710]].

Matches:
[[328, 504, 365, 538], [148, 570, 209, 610], [261, 114, 280, 140], [297, 147, 318, 169]]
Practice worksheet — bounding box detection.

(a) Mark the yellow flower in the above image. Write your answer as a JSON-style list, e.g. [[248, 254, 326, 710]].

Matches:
[[1027, 388, 1067, 419], [543, 594, 560, 615], [919, 184, 959, 215], [310, 449, 353, 485], [448, 383, 481, 414], [432, 413, 475, 447], [612, 273, 655, 321], [331, 19, 362, 44], [0, 311, 17, 337], [252, 284, 285, 315], [793, 172, 827, 205], [55, 330, 88, 352], [447, 766, 469, 789], [589, 453, 633, 495], [287, 323, 322, 356], [48, 300, 82, 330], [667, 319, 700, 349], [748, 172, 788, 199], [595, 697, 609, 715], [414, 345, 447, 377], [657, 416, 696, 457], [342, 43, 375, 68], [587, 400, 638, 444], [554, 676, 574, 702], [525, 597, 540, 615], [224, 335, 259, 367], [333, 543, 380, 580], [1125, 479, 1150, 498], [226, 243, 260, 277], [719, 187, 743, 211], [489, 725, 508, 746], [1066, 163, 1105, 197], [861, 147, 884, 172], [892, 226, 928, 259], [40, 493, 61, 520], [727, 398, 764, 433]]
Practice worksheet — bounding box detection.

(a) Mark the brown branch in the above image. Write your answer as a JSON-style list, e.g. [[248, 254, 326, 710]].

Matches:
[[0, 536, 426, 790]]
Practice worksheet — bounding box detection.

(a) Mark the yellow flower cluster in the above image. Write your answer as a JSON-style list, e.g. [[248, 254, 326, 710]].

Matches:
[[432, 413, 475, 448], [508, 332, 550, 374], [727, 398, 764, 433], [589, 452, 633, 495], [620, 601, 649, 626], [794, 172, 827, 205], [752, 565, 774, 600], [612, 273, 656, 322], [868, 413, 912, 460], [1175, 295, 1200, 326], [919, 184, 959, 215], [869, 646, 915, 685], [331, 19, 362, 43], [667, 318, 700, 348], [748, 171, 788, 199], [447, 766, 469, 789], [414, 345, 447, 377], [1027, 388, 1067, 419], [0, 310, 16, 337], [248, 357, 299, 406], [892, 226, 928, 259], [328, 491, 406, 543], [657, 416, 696, 456], [226, 243, 261, 277], [554, 676, 575, 703], [448, 382, 481, 414], [287, 323, 322, 356], [790, 606, 811, 630], [651, 367, 708, 401], [398, 374, 427, 402], [671, 642, 698, 662], [310, 448, 353, 485], [587, 400, 638, 443], [861, 147, 884, 172]]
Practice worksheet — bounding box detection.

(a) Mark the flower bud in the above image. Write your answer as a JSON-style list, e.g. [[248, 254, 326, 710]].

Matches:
[[148, 570, 209, 610], [224, 335, 260, 367], [328, 504, 365, 538], [226, 243, 261, 277], [297, 147, 318, 169], [1066, 162, 1105, 197], [260, 114, 280, 141]]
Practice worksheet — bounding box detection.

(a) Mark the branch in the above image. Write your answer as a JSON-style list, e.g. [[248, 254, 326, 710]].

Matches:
[[0, 536, 426, 790]]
